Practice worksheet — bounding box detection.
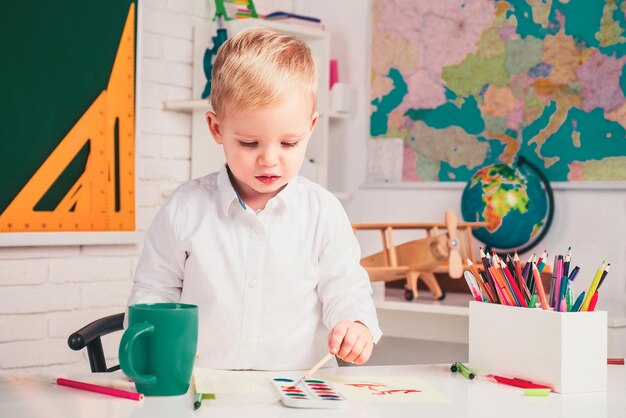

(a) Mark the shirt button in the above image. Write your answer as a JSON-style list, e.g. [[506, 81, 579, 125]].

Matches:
[[254, 226, 263, 234]]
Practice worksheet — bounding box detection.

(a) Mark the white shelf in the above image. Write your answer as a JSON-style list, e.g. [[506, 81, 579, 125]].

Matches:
[[164, 99, 343, 118], [374, 288, 473, 316], [228, 19, 328, 40], [329, 111, 349, 119], [164, 99, 209, 112]]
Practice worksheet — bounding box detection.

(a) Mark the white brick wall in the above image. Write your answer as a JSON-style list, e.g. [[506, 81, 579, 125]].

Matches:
[[0, 1, 214, 374]]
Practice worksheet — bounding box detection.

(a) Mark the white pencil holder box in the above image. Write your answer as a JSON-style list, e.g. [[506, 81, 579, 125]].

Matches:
[[468, 301, 607, 393]]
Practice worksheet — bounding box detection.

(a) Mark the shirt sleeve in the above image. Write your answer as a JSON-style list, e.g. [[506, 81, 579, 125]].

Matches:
[[127, 193, 186, 307], [316, 196, 383, 343]]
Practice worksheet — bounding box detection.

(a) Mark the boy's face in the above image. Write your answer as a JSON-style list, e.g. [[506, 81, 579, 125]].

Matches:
[[206, 92, 318, 209]]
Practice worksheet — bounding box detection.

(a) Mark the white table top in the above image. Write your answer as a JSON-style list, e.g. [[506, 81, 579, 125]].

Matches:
[[2, 363, 625, 418]]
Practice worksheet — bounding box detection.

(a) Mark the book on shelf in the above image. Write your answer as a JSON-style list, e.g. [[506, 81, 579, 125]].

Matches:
[[263, 11, 323, 28]]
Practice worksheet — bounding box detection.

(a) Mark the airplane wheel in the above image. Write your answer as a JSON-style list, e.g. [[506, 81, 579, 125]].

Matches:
[[404, 289, 414, 301]]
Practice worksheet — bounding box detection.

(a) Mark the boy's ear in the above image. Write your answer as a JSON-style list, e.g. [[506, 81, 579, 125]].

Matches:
[[310, 112, 319, 131], [206, 111, 223, 144]]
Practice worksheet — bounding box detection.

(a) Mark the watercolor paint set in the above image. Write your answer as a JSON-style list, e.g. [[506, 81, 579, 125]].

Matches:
[[271, 377, 347, 408]]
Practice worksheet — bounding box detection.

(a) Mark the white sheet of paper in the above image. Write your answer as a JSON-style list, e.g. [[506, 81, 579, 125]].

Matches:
[[321, 375, 449, 403]]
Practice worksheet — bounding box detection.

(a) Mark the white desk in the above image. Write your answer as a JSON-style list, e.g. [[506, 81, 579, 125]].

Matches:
[[1, 364, 625, 418]]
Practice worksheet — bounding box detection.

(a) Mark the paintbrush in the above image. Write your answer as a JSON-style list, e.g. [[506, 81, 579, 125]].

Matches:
[[291, 353, 334, 388]]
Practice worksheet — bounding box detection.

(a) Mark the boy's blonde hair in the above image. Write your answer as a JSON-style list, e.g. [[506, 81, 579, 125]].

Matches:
[[210, 27, 318, 118]]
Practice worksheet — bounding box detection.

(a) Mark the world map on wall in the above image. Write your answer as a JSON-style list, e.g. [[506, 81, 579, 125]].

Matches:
[[370, 0, 626, 182]]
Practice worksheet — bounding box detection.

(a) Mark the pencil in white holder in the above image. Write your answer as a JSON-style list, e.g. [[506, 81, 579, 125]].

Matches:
[[468, 301, 607, 394]]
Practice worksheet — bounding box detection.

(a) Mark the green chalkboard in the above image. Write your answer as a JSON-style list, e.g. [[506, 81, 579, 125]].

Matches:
[[0, 0, 137, 214]]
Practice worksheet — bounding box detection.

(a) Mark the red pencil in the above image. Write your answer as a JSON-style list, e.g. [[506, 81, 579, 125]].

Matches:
[[55, 378, 143, 401], [500, 261, 528, 307]]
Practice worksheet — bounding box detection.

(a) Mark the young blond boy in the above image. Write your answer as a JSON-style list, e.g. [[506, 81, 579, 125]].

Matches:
[[128, 28, 381, 370]]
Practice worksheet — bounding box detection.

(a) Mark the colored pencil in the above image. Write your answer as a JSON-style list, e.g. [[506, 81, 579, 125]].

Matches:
[[523, 254, 535, 293], [466, 261, 493, 303], [537, 251, 548, 273], [597, 264, 611, 289], [464, 271, 483, 302], [490, 266, 515, 306], [581, 261, 606, 311], [55, 378, 143, 401], [469, 259, 497, 303], [564, 247, 572, 277], [513, 252, 524, 293], [500, 261, 527, 307], [532, 263, 549, 310]]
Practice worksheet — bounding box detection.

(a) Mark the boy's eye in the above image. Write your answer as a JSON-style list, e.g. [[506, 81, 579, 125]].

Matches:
[[282, 141, 298, 148], [239, 141, 257, 148]]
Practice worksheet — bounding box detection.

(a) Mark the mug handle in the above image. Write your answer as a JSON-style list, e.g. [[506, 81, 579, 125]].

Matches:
[[118, 322, 157, 386]]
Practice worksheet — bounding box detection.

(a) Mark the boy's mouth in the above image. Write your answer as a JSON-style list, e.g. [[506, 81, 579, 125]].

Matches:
[[256, 175, 280, 184]]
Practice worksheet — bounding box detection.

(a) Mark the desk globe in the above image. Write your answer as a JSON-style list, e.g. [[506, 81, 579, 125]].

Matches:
[[461, 156, 554, 253]]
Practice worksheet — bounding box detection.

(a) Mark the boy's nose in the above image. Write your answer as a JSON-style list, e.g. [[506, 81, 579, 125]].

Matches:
[[258, 147, 279, 166]]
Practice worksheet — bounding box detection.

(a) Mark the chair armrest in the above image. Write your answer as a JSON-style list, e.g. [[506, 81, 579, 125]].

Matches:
[[68, 313, 125, 351]]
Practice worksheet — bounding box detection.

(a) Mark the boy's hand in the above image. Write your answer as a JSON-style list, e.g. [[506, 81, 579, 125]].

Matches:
[[328, 320, 373, 365]]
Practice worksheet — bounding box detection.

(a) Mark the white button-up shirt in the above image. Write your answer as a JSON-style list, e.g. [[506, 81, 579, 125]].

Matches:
[[128, 165, 382, 370]]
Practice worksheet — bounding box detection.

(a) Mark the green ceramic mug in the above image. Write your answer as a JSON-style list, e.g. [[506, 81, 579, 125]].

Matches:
[[119, 303, 198, 396]]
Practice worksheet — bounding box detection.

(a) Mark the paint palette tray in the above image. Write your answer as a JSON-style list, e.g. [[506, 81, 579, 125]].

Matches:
[[271, 377, 347, 408]]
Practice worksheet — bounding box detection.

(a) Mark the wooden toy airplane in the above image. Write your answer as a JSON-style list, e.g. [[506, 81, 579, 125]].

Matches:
[[352, 210, 487, 301]]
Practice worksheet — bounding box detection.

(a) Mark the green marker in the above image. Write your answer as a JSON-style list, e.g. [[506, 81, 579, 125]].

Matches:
[[528, 292, 537, 309], [524, 388, 551, 397], [566, 287, 572, 311], [455, 362, 476, 380], [194, 393, 215, 410], [571, 291, 586, 312], [194, 392, 203, 410], [450, 363, 458, 372]]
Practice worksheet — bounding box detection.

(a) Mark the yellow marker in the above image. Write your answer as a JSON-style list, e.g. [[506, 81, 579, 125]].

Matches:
[[580, 261, 606, 311]]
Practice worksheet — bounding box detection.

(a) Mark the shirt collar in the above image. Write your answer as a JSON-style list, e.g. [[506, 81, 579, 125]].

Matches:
[[216, 164, 300, 215], [217, 164, 246, 215]]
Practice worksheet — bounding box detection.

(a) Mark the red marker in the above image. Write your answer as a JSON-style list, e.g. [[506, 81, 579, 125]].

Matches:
[[487, 374, 551, 390], [588, 291, 599, 312]]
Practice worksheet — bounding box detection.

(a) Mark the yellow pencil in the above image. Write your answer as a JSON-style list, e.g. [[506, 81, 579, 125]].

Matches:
[[580, 261, 606, 311]]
